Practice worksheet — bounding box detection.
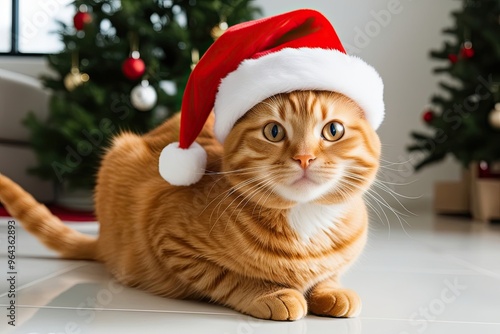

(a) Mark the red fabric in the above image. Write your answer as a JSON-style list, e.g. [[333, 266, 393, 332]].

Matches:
[[0, 205, 96, 222], [179, 9, 345, 149]]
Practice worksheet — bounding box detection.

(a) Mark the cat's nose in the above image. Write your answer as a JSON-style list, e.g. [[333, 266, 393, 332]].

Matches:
[[292, 154, 316, 169]]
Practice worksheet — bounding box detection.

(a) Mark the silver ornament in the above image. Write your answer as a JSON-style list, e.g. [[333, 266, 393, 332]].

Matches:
[[468, 94, 480, 103], [130, 80, 157, 111]]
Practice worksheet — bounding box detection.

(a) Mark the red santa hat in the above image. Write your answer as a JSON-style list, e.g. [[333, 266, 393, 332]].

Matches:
[[159, 9, 384, 186]]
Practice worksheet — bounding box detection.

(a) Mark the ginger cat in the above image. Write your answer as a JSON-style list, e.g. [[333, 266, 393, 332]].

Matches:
[[0, 91, 381, 320]]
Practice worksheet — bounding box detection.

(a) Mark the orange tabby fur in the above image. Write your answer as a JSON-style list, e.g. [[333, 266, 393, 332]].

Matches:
[[0, 91, 381, 320]]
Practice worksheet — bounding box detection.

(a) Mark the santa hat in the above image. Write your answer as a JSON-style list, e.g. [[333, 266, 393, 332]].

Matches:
[[159, 9, 384, 186]]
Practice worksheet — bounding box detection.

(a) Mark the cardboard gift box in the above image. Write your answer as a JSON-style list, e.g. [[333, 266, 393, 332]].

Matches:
[[434, 163, 500, 222], [470, 162, 500, 222], [434, 170, 470, 214]]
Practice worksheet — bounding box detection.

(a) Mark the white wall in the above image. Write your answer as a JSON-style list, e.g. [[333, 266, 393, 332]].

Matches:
[[254, 0, 462, 200], [0, 0, 462, 201]]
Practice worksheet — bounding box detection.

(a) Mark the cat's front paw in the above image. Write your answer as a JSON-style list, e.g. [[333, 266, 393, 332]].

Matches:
[[244, 289, 307, 321], [308, 288, 361, 318]]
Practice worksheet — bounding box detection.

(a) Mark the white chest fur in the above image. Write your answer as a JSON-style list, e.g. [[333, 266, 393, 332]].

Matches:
[[287, 203, 346, 240]]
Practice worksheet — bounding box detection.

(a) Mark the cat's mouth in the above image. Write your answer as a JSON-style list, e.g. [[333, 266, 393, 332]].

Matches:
[[291, 174, 318, 186], [276, 171, 331, 203], [274, 165, 345, 203]]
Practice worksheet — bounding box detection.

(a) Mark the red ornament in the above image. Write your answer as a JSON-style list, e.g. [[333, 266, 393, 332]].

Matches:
[[448, 54, 458, 64], [478, 161, 500, 179], [122, 57, 146, 80], [460, 46, 475, 58], [422, 109, 435, 124], [460, 41, 475, 59], [73, 11, 92, 30]]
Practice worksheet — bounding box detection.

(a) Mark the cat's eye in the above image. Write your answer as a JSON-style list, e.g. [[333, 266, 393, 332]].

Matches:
[[322, 121, 345, 142], [263, 122, 286, 142]]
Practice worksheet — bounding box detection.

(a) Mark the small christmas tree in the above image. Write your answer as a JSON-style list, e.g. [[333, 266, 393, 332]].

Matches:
[[408, 0, 500, 170], [25, 0, 260, 189]]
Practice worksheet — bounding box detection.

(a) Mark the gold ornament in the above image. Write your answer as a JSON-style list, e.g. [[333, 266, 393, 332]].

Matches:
[[64, 52, 89, 91], [488, 103, 500, 129], [64, 69, 89, 91], [210, 21, 228, 40]]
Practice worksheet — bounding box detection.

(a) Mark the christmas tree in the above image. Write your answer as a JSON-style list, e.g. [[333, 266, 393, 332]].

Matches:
[[408, 0, 500, 170], [24, 0, 260, 189]]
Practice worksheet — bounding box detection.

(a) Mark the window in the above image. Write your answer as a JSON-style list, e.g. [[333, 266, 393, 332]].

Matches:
[[1, 0, 74, 55], [0, 1, 12, 52]]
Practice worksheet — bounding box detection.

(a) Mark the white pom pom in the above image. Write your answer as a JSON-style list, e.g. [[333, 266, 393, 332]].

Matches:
[[159, 142, 207, 186]]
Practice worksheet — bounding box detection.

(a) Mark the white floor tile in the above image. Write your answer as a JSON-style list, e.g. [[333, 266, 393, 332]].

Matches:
[[0, 262, 236, 315], [345, 269, 500, 324], [0, 258, 88, 295], [2, 307, 499, 334], [1, 200, 499, 333]]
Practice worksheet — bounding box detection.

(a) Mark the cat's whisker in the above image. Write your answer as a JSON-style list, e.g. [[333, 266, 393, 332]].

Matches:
[[208, 176, 263, 234], [257, 183, 279, 218], [228, 177, 274, 221], [351, 171, 418, 217], [221, 181, 267, 233], [372, 180, 421, 201], [368, 197, 392, 232], [338, 177, 412, 237], [219, 176, 277, 233], [229, 178, 276, 232], [214, 174, 266, 202], [344, 166, 372, 173], [343, 172, 413, 207], [358, 188, 392, 232], [342, 171, 368, 181], [336, 182, 387, 228], [200, 167, 278, 214], [200, 179, 235, 216], [206, 174, 265, 221], [364, 198, 387, 228], [198, 163, 271, 212], [205, 165, 273, 176], [373, 177, 418, 187], [378, 157, 415, 168], [248, 178, 276, 208], [365, 187, 412, 219], [333, 180, 388, 229], [327, 184, 352, 207], [368, 191, 417, 224], [202, 166, 284, 208], [375, 165, 408, 173], [252, 180, 277, 217], [203, 163, 285, 220], [364, 190, 414, 239], [204, 174, 231, 205], [252, 188, 270, 217], [232, 186, 265, 225], [210, 174, 277, 233]]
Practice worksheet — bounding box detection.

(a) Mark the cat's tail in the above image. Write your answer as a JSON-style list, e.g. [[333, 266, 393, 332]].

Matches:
[[0, 173, 98, 260]]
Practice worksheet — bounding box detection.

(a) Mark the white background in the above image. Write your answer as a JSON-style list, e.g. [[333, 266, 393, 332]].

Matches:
[[0, 0, 463, 200]]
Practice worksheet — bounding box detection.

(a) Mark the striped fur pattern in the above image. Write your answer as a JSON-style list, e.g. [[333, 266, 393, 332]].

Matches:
[[0, 91, 381, 320]]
